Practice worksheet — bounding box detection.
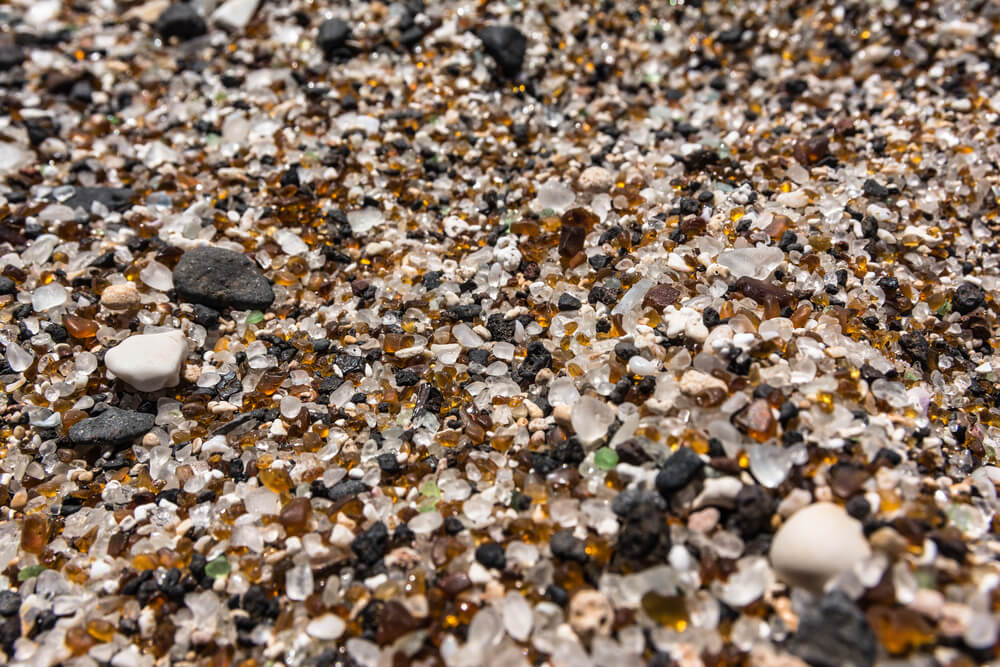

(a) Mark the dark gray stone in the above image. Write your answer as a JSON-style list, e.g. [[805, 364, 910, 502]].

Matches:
[[327, 479, 369, 503], [173, 246, 274, 311], [0, 45, 25, 72], [0, 590, 21, 616], [787, 591, 877, 667], [0, 276, 15, 296], [478, 25, 527, 78], [68, 407, 155, 448], [318, 18, 351, 57], [550, 529, 588, 563], [655, 446, 704, 497], [155, 4, 207, 41], [62, 187, 135, 213]]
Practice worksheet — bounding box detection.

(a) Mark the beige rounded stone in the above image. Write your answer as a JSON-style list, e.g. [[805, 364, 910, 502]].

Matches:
[[101, 283, 141, 311], [552, 403, 572, 428], [577, 165, 614, 193], [568, 589, 613, 636], [769, 502, 871, 591]]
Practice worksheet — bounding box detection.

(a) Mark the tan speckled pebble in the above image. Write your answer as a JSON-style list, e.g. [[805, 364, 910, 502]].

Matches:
[[101, 283, 141, 311], [578, 165, 613, 193], [552, 404, 572, 428], [10, 490, 27, 510]]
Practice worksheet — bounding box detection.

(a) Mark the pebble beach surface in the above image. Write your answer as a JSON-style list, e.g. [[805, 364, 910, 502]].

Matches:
[[1, 1, 999, 666]]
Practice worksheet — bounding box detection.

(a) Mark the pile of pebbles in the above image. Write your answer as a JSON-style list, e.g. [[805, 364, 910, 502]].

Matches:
[[1, 0, 999, 665]]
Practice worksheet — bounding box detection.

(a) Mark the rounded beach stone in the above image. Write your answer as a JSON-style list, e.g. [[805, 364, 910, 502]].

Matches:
[[100, 283, 141, 311], [769, 502, 871, 591], [172, 246, 275, 311], [577, 166, 613, 193], [105, 330, 188, 392]]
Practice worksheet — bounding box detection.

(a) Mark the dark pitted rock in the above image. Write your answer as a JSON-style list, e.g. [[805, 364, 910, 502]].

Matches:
[[351, 521, 388, 566], [477, 25, 527, 78], [155, 4, 208, 41], [953, 282, 985, 315], [862, 178, 890, 199], [69, 407, 155, 449], [62, 186, 135, 213], [241, 585, 279, 619], [899, 331, 929, 369], [730, 484, 775, 538], [486, 313, 515, 342], [514, 341, 552, 384], [173, 246, 274, 310], [612, 496, 671, 568], [655, 447, 704, 497], [787, 591, 877, 667], [0, 276, 15, 296], [335, 354, 365, 375], [317, 18, 351, 57], [394, 368, 420, 387], [448, 303, 482, 322]]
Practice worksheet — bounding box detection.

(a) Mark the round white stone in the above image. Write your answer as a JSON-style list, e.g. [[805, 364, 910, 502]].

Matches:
[[105, 330, 188, 392], [769, 502, 871, 591], [306, 614, 345, 640]]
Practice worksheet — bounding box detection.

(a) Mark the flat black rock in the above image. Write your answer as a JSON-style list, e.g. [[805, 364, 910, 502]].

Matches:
[[0, 276, 15, 296], [787, 591, 877, 667], [155, 4, 207, 41], [68, 407, 155, 449], [317, 18, 351, 57], [477, 25, 527, 78], [173, 246, 274, 310], [62, 186, 135, 213], [327, 479, 369, 503]]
